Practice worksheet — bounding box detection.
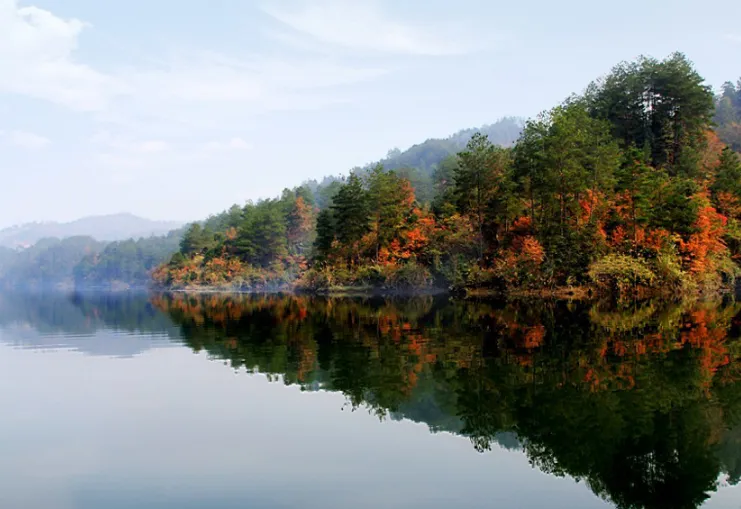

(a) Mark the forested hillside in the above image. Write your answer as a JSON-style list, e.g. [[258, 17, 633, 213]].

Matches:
[[0, 236, 104, 290], [0, 230, 184, 290], [303, 117, 523, 207], [156, 53, 741, 297], [716, 80, 741, 151], [73, 231, 184, 288]]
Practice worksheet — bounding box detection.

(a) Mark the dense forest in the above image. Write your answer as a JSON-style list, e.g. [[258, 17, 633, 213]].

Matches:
[[156, 53, 741, 298]]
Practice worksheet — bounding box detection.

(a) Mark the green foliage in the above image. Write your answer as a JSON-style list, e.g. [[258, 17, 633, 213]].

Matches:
[[455, 133, 510, 256], [154, 54, 741, 297], [313, 209, 335, 262], [237, 199, 288, 267], [587, 52, 715, 175], [331, 173, 370, 261], [74, 231, 182, 287], [514, 102, 620, 237], [715, 79, 741, 151], [652, 178, 699, 235], [588, 254, 656, 294], [180, 224, 216, 256], [145, 293, 741, 509], [653, 249, 692, 292], [712, 148, 741, 198], [385, 262, 433, 289], [0, 236, 105, 289], [367, 165, 412, 259]]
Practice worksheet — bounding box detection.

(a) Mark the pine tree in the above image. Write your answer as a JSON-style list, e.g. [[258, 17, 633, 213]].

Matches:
[[454, 133, 508, 258], [712, 148, 741, 199], [332, 173, 370, 264], [313, 209, 336, 262], [367, 165, 415, 261], [588, 53, 714, 175]]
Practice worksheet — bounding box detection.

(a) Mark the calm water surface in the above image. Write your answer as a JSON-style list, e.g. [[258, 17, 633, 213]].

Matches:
[[1, 292, 741, 509]]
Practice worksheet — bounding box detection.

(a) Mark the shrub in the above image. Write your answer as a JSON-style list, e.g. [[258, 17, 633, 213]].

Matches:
[[588, 254, 656, 295], [466, 264, 502, 289], [653, 250, 690, 293], [356, 264, 387, 286], [386, 262, 433, 289]]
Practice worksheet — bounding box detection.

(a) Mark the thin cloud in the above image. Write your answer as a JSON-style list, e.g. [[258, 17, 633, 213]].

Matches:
[[725, 34, 741, 44], [0, 0, 387, 131], [0, 0, 123, 111], [90, 131, 169, 154], [1, 130, 50, 149], [202, 138, 253, 151], [261, 0, 476, 56]]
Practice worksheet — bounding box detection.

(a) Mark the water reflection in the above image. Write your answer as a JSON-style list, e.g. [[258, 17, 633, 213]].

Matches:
[[0, 292, 177, 356], [3, 291, 741, 508]]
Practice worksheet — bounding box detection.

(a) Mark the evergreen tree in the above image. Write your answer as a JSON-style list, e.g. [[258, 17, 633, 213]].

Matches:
[[454, 133, 508, 258], [588, 53, 714, 175], [367, 165, 414, 261], [513, 103, 619, 238], [314, 209, 336, 262], [332, 173, 370, 264], [712, 148, 741, 199], [180, 224, 214, 256]]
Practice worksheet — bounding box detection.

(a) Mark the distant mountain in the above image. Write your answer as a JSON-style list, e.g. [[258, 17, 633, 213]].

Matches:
[[0, 213, 183, 248], [304, 117, 525, 206], [369, 117, 524, 174]]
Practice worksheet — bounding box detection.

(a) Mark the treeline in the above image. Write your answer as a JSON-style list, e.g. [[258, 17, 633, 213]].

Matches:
[[74, 230, 183, 288], [0, 231, 183, 290], [158, 53, 741, 296], [0, 236, 103, 290], [153, 188, 317, 289]]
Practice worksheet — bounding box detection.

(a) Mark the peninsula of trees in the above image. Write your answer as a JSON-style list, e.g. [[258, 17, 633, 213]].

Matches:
[[153, 53, 741, 297]]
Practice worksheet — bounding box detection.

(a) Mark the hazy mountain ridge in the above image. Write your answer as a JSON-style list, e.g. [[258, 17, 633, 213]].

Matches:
[[0, 119, 521, 290], [303, 117, 524, 207], [372, 117, 524, 174], [0, 213, 183, 249]]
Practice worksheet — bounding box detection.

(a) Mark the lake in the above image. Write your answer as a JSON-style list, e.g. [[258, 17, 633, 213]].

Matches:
[[1, 292, 741, 509]]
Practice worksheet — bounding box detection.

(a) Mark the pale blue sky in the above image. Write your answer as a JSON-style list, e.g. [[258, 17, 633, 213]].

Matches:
[[1, 0, 740, 227]]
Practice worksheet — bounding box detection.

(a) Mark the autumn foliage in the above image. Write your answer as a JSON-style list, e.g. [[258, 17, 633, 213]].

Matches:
[[155, 53, 741, 297]]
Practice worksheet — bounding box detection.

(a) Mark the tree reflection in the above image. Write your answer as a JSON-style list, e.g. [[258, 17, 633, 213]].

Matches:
[[2, 291, 741, 508], [150, 293, 741, 509]]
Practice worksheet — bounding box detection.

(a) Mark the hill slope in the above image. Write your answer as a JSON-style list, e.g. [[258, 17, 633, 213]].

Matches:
[[0, 213, 183, 248]]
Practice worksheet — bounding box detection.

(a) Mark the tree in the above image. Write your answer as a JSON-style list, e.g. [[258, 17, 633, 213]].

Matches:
[[366, 165, 415, 261], [244, 200, 288, 267], [716, 79, 741, 152], [454, 133, 509, 258], [712, 148, 741, 199], [588, 53, 715, 175], [287, 196, 316, 256], [331, 173, 370, 264], [180, 224, 215, 256], [614, 147, 666, 249], [431, 155, 459, 218], [513, 102, 619, 238], [313, 209, 336, 262]]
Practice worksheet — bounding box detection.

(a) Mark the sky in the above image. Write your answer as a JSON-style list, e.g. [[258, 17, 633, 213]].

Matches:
[[0, 0, 740, 228]]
